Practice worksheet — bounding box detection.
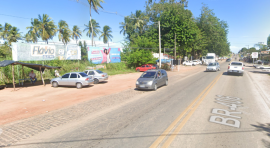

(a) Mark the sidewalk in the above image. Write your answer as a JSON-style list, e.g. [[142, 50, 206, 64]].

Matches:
[[0, 65, 206, 125], [244, 63, 270, 107]]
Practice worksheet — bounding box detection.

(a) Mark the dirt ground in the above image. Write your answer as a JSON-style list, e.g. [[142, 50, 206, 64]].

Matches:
[[0, 65, 208, 125]]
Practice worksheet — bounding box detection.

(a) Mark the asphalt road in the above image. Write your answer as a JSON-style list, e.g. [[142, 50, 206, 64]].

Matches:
[[11, 58, 270, 148]]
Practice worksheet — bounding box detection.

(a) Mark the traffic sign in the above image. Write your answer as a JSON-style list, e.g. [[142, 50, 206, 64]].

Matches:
[[252, 52, 258, 58]]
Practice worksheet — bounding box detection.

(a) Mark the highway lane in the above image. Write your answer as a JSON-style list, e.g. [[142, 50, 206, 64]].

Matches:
[[11, 60, 270, 148]]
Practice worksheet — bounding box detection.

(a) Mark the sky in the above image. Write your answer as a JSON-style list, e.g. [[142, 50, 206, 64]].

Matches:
[[1, 0, 270, 53]]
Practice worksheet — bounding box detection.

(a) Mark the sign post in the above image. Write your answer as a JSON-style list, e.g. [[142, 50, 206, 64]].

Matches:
[[252, 52, 258, 64]]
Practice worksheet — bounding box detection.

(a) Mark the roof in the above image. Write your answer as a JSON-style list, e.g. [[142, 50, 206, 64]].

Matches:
[[0, 60, 61, 72]]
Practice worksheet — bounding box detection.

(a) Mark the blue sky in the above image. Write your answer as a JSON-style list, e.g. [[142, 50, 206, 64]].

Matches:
[[1, 0, 270, 53]]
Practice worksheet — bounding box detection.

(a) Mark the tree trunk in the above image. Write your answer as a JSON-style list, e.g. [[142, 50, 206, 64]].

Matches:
[[12, 64, 15, 91], [89, 5, 94, 47]]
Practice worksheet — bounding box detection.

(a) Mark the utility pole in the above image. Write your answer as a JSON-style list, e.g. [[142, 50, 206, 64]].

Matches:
[[258, 42, 264, 60], [174, 33, 176, 60], [158, 21, 161, 68]]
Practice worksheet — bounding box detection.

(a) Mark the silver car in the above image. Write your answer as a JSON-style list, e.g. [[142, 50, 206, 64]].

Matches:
[[50, 72, 94, 89], [206, 62, 220, 72], [136, 69, 168, 91], [84, 70, 109, 84]]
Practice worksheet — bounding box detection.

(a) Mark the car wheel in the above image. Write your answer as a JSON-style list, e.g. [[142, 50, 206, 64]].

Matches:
[[76, 83, 82, 89], [52, 81, 58, 88], [215, 69, 217, 72], [165, 80, 168, 86], [153, 84, 157, 91], [94, 78, 99, 84], [241, 73, 244, 76], [137, 69, 140, 72]]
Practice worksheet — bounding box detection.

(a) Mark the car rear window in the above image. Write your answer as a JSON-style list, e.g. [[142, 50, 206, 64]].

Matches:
[[96, 70, 103, 74], [208, 63, 216, 66], [231, 62, 242, 66], [79, 72, 88, 77], [140, 72, 156, 78]]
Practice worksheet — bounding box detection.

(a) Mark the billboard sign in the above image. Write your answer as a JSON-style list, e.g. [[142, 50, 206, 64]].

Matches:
[[252, 52, 258, 58], [12, 43, 81, 61], [87, 47, 121, 64]]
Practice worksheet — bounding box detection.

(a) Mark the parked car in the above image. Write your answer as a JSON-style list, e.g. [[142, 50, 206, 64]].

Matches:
[[136, 69, 168, 91], [193, 60, 202, 65], [226, 58, 231, 62], [206, 62, 220, 72], [84, 70, 109, 84], [227, 62, 244, 76], [183, 61, 195, 66], [50, 72, 94, 89], [136, 64, 157, 72]]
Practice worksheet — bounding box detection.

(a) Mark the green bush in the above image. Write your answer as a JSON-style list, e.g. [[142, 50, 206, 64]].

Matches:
[[161, 64, 171, 71]]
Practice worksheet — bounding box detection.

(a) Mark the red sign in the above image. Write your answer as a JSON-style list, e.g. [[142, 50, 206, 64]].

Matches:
[[91, 57, 102, 61], [91, 50, 100, 54]]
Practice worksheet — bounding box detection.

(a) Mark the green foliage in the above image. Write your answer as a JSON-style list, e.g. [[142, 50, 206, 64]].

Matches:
[[126, 50, 157, 68], [0, 43, 11, 58], [99, 25, 113, 47], [161, 64, 170, 71]]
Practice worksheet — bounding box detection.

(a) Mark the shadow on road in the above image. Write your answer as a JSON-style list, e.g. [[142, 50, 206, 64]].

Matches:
[[249, 71, 270, 75], [222, 72, 243, 76], [251, 122, 270, 148]]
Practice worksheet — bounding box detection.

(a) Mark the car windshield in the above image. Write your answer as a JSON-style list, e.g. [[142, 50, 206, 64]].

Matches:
[[208, 63, 216, 66], [96, 70, 103, 74], [79, 72, 88, 77], [206, 56, 214, 59], [231, 62, 242, 66], [140, 72, 156, 78]]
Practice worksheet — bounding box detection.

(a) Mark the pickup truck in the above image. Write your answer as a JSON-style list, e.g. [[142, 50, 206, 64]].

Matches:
[[227, 62, 244, 76]]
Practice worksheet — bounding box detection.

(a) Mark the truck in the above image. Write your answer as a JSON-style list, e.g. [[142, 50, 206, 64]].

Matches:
[[204, 53, 216, 65]]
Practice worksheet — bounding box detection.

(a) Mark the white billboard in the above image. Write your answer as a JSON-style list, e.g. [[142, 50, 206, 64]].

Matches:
[[252, 52, 258, 58], [12, 43, 81, 61]]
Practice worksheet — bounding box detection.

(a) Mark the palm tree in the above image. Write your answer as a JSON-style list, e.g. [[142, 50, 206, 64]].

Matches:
[[0, 24, 2, 35], [38, 14, 57, 44], [72, 25, 82, 44], [77, 0, 104, 46], [57, 20, 71, 45], [26, 18, 40, 43], [84, 19, 100, 42], [1, 23, 12, 40], [7, 27, 22, 45], [119, 17, 131, 36], [131, 10, 148, 34], [99, 25, 113, 47]]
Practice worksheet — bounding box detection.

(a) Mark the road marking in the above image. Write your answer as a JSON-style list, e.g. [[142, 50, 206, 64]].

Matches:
[[0, 128, 2, 135], [149, 73, 222, 148]]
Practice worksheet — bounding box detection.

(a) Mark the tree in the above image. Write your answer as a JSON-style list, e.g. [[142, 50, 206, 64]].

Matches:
[[81, 0, 104, 46], [38, 14, 57, 44], [26, 18, 40, 43], [72, 25, 82, 43], [57, 20, 71, 45], [0, 23, 12, 40], [99, 25, 113, 47], [84, 19, 100, 46], [7, 27, 22, 45], [78, 40, 88, 60]]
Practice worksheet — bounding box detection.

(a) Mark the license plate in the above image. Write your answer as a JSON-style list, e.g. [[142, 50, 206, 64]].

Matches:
[[232, 70, 238, 72], [140, 85, 145, 88]]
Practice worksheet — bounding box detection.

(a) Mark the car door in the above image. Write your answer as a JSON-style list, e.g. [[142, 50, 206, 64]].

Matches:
[[146, 65, 151, 70], [157, 70, 162, 86], [58, 73, 70, 85], [141, 65, 146, 71], [69, 73, 78, 85]]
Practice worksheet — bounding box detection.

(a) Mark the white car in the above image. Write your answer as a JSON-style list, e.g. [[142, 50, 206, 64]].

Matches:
[[193, 60, 202, 65], [183, 61, 195, 66], [227, 62, 244, 76]]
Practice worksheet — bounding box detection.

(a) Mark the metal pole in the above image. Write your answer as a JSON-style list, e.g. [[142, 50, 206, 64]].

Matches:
[[39, 67, 45, 86], [12, 64, 15, 91], [158, 21, 161, 68], [174, 33, 176, 60]]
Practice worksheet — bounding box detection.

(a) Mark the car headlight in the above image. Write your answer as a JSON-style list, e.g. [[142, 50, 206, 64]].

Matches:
[[136, 81, 139, 84], [147, 81, 153, 85]]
